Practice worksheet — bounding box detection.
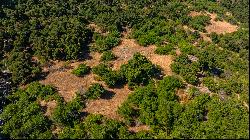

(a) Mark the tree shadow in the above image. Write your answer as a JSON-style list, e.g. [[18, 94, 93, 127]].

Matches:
[[80, 111, 89, 118], [101, 90, 115, 100], [36, 71, 50, 81]]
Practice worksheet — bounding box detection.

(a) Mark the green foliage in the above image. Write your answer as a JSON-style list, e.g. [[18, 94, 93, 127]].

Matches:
[[118, 76, 183, 126], [92, 31, 120, 52], [188, 15, 211, 32], [218, 29, 249, 52], [0, 82, 55, 139], [92, 63, 121, 87], [5, 51, 41, 85], [220, 0, 249, 24], [51, 94, 84, 126], [131, 18, 177, 46], [85, 83, 107, 99], [72, 64, 91, 77], [155, 44, 175, 55], [120, 53, 159, 89], [101, 51, 116, 62], [0, 0, 249, 139]]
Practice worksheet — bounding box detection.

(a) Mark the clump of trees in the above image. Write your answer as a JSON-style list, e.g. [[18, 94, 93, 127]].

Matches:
[[0, 82, 56, 139], [72, 64, 91, 77], [188, 15, 211, 32], [120, 53, 160, 89]]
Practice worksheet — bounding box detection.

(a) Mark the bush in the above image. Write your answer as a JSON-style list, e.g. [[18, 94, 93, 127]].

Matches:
[[92, 31, 120, 52], [72, 64, 91, 77], [188, 15, 211, 32], [85, 83, 107, 99], [155, 44, 175, 55], [120, 53, 159, 89], [101, 51, 116, 61], [92, 63, 121, 87]]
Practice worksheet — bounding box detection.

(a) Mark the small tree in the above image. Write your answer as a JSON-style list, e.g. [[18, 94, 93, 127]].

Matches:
[[72, 64, 91, 77], [101, 51, 116, 61], [85, 83, 107, 99]]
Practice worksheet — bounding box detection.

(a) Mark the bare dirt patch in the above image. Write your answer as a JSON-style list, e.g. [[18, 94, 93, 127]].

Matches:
[[84, 84, 131, 121], [189, 11, 204, 17], [176, 89, 189, 104], [128, 125, 150, 133], [40, 52, 102, 102], [205, 13, 238, 34], [88, 23, 109, 35], [111, 39, 173, 75]]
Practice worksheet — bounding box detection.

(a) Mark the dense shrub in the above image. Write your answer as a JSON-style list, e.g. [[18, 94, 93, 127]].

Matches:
[[52, 94, 84, 126], [188, 15, 211, 32], [101, 51, 116, 61], [92, 31, 120, 52], [155, 44, 175, 55], [72, 64, 91, 77], [92, 63, 121, 87], [0, 82, 55, 139], [120, 53, 160, 89], [85, 83, 107, 99]]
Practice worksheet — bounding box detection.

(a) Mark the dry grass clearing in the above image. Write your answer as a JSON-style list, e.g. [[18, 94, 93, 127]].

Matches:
[[205, 13, 238, 34], [189, 11, 238, 34], [39, 30, 173, 132]]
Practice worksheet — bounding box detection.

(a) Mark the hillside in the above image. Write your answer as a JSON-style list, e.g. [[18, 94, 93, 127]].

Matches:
[[0, 0, 249, 139]]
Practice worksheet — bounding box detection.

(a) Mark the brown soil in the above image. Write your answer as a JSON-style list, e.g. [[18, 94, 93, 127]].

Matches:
[[128, 125, 150, 133], [205, 13, 238, 34], [189, 11, 204, 17], [84, 84, 131, 121], [88, 23, 109, 35], [40, 52, 102, 102]]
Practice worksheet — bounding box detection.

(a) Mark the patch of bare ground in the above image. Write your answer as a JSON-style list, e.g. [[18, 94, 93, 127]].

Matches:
[[111, 39, 173, 75], [189, 11, 238, 34], [205, 13, 238, 34], [187, 11, 238, 42], [40, 100, 57, 117], [189, 11, 204, 17], [128, 125, 150, 133], [84, 84, 131, 121], [39, 52, 102, 102]]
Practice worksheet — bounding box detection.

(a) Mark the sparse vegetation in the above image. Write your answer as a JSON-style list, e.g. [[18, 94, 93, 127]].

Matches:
[[0, 0, 248, 139]]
